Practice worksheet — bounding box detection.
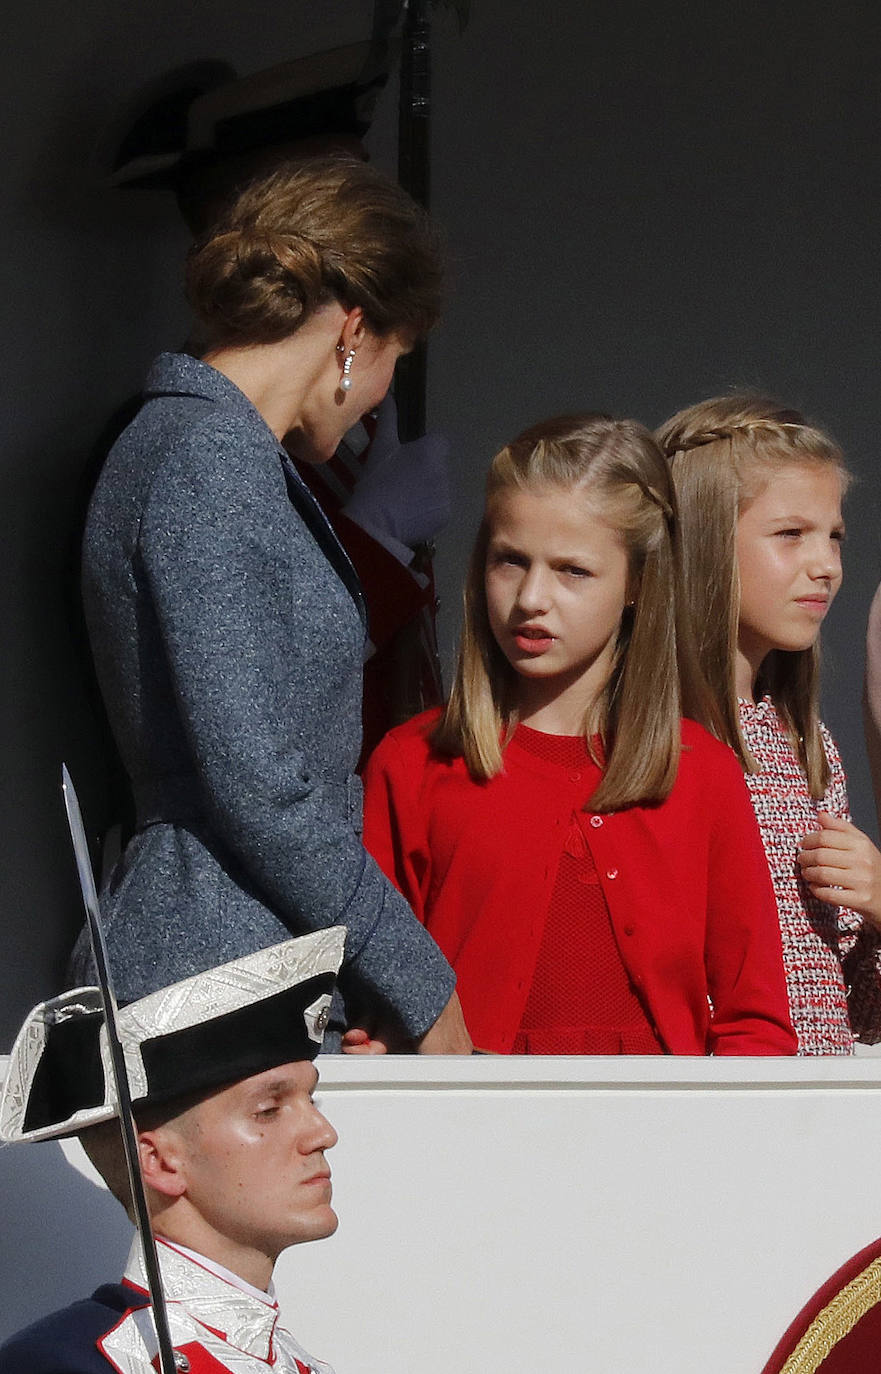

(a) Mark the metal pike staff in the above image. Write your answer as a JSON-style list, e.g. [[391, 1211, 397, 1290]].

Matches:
[[388, 0, 471, 715], [396, 0, 432, 443], [61, 764, 177, 1374], [395, 0, 469, 442]]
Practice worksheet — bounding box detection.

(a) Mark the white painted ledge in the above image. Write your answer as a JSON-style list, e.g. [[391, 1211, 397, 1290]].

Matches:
[[312, 1051, 881, 1089], [4, 1053, 881, 1374]]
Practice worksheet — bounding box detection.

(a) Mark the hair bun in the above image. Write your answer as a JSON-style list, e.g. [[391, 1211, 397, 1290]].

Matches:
[[186, 225, 327, 344], [184, 157, 443, 349]]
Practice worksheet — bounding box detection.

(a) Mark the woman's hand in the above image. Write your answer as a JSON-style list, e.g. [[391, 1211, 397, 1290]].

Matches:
[[798, 812, 881, 928], [341, 1027, 390, 1055], [342, 993, 473, 1054], [416, 991, 473, 1055]]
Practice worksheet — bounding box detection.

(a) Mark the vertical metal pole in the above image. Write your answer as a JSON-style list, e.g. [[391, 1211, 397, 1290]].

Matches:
[[396, 0, 432, 442], [61, 766, 177, 1374]]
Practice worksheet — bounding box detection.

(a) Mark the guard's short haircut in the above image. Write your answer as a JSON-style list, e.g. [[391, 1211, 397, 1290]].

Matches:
[[78, 1090, 204, 1222]]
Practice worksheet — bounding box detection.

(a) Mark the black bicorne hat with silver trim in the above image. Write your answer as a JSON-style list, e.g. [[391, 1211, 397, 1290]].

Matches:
[[0, 928, 345, 1144]]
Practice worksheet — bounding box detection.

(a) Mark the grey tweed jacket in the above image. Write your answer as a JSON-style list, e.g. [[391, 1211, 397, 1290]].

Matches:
[[69, 352, 455, 1042]]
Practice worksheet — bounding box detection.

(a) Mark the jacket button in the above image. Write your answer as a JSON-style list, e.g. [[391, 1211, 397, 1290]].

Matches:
[[606, 868, 618, 880], [570, 769, 582, 782], [590, 815, 603, 828], [623, 924, 635, 936]]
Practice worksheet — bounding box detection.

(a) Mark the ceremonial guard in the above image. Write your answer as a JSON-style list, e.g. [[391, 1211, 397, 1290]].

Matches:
[[0, 926, 346, 1374]]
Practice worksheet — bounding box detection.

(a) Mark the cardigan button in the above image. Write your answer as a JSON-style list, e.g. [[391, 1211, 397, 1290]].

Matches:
[[606, 868, 618, 880], [589, 815, 603, 828], [569, 769, 582, 782], [623, 924, 634, 936]]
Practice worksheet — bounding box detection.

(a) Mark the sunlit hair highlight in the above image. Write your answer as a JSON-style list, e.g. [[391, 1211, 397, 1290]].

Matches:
[[434, 413, 717, 812], [657, 394, 849, 796], [186, 155, 442, 349]]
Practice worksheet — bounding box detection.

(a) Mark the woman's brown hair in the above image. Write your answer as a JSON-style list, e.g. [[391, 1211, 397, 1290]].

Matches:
[[433, 413, 718, 812], [657, 395, 849, 797], [185, 155, 443, 348]]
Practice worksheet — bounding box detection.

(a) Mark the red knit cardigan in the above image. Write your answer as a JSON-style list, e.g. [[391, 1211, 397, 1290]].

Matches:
[[362, 711, 797, 1056]]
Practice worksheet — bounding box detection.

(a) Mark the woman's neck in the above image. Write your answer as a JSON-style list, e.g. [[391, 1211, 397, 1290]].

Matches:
[[202, 308, 342, 441]]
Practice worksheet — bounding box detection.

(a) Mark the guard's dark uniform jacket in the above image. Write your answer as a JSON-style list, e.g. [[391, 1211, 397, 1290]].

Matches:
[[0, 1239, 334, 1374]]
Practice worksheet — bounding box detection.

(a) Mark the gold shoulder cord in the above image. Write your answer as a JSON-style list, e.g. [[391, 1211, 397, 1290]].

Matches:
[[780, 1256, 881, 1374]]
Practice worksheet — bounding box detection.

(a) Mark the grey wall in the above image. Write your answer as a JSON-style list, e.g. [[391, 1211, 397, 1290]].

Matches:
[[423, 0, 881, 796], [0, 0, 383, 1045], [3, 0, 881, 1045]]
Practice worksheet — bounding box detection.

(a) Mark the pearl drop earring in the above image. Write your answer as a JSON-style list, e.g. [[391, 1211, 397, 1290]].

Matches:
[[340, 348, 355, 392]]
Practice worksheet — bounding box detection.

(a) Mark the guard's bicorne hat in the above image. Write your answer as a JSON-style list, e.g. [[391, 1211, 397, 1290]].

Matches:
[[103, 43, 384, 191], [0, 928, 345, 1144]]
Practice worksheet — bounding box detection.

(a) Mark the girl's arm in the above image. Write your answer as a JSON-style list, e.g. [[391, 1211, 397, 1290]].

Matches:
[[704, 747, 798, 1055], [361, 729, 432, 923], [796, 725, 881, 1043], [797, 812, 881, 924], [863, 582, 881, 835], [353, 727, 474, 1056], [797, 723, 881, 924]]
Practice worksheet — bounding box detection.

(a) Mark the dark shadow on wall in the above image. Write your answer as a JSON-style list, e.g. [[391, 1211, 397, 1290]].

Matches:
[[0, 421, 126, 1049], [0, 1139, 131, 1343]]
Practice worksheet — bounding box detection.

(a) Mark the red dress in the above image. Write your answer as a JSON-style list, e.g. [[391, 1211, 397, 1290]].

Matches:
[[510, 726, 662, 1054], [363, 710, 796, 1055]]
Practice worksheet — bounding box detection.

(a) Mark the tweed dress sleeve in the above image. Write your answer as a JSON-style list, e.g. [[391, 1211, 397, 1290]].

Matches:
[[821, 723, 881, 1044], [134, 418, 454, 1039]]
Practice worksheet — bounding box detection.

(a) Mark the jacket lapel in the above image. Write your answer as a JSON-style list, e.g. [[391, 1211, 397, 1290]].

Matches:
[[280, 454, 368, 630]]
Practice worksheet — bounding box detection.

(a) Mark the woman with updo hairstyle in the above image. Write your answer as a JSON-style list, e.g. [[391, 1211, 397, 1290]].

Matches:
[[71, 156, 471, 1055]]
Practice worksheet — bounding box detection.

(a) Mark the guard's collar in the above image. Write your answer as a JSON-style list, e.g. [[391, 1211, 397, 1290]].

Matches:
[[125, 1236, 280, 1360]]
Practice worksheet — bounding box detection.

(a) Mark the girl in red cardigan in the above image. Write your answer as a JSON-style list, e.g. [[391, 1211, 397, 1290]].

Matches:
[[363, 413, 796, 1055]]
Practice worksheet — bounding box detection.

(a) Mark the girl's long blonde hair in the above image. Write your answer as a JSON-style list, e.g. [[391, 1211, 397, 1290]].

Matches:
[[433, 412, 717, 812], [656, 395, 849, 797]]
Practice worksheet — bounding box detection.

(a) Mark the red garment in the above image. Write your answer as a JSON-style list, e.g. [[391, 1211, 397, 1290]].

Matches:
[[512, 725, 663, 1054], [362, 710, 797, 1055], [295, 470, 442, 765], [761, 1233, 881, 1373]]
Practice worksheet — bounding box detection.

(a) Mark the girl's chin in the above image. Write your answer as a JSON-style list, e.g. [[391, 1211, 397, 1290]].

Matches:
[[505, 655, 559, 678]]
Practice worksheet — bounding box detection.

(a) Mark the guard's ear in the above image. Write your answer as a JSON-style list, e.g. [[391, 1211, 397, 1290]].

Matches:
[[337, 306, 367, 354], [137, 1126, 189, 1201]]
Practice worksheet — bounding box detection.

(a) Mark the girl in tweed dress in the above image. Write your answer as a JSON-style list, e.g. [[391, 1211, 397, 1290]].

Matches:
[[659, 396, 881, 1053]]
